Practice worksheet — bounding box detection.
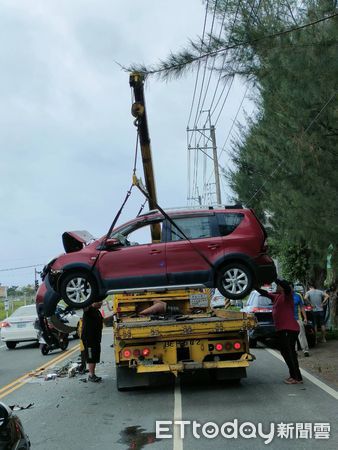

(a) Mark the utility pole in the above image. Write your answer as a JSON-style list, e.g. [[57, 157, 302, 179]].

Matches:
[[187, 110, 222, 205], [210, 124, 222, 205]]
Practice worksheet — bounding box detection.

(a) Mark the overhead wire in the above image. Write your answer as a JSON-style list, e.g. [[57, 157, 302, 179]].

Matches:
[[187, 0, 210, 128], [146, 13, 338, 76]]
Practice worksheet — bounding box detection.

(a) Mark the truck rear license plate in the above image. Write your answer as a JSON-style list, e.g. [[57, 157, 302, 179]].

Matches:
[[189, 293, 208, 308], [163, 340, 201, 348]]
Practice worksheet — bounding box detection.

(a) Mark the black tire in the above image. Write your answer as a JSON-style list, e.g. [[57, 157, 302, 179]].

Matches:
[[40, 344, 49, 355], [59, 335, 69, 351], [60, 271, 98, 309], [6, 341, 17, 350], [249, 338, 258, 348], [216, 263, 253, 299]]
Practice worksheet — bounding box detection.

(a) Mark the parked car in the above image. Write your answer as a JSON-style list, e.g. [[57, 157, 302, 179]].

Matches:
[[41, 207, 276, 309], [242, 290, 316, 348], [210, 289, 243, 308], [0, 305, 80, 349], [0, 305, 38, 349]]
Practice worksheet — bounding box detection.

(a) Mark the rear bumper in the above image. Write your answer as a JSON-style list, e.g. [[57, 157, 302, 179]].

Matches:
[[135, 353, 254, 374]]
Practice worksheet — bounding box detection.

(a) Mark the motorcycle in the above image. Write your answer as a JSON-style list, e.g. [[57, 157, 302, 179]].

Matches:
[[34, 306, 70, 356], [0, 402, 31, 449]]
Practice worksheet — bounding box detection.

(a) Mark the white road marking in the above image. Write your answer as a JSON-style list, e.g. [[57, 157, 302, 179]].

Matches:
[[173, 378, 183, 450], [265, 348, 338, 400]]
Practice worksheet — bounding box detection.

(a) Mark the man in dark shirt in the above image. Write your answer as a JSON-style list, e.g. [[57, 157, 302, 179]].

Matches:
[[257, 279, 302, 384], [81, 302, 103, 382]]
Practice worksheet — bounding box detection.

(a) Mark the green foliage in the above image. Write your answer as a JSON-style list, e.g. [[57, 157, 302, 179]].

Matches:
[[127, 0, 338, 285]]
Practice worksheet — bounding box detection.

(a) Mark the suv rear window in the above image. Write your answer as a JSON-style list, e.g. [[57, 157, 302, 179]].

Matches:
[[216, 213, 244, 236], [169, 216, 214, 241]]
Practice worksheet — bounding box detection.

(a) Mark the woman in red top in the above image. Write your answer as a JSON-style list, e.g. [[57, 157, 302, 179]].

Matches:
[[257, 279, 303, 384]]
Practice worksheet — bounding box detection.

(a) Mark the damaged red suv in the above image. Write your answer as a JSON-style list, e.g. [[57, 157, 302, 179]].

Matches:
[[41, 207, 276, 309]]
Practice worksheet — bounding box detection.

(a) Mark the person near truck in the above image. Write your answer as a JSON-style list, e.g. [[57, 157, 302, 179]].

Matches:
[[256, 279, 303, 385], [304, 285, 329, 343], [81, 302, 103, 382], [290, 283, 310, 357]]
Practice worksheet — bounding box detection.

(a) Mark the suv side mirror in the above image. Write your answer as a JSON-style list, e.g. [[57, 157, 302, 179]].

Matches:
[[104, 238, 121, 249]]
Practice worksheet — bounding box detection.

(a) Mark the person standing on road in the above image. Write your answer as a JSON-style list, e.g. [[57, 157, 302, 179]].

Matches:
[[290, 283, 310, 357], [304, 285, 329, 343], [82, 301, 103, 382], [256, 279, 302, 385]]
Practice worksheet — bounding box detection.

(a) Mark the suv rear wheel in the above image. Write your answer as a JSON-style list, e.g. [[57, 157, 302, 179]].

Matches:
[[216, 263, 252, 299], [60, 271, 98, 309]]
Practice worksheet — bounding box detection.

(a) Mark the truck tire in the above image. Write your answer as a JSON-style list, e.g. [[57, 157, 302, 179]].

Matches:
[[249, 338, 258, 348]]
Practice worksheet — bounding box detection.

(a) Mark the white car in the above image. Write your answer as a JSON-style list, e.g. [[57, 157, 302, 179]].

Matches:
[[0, 305, 38, 349], [0, 304, 81, 349]]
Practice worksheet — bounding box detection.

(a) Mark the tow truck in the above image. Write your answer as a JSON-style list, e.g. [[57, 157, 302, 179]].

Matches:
[[112, 73, 257, 390]]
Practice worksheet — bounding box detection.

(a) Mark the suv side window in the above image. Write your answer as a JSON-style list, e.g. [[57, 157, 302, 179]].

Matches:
[[216, 213, 244, 236], [168, 216, 215, 241]]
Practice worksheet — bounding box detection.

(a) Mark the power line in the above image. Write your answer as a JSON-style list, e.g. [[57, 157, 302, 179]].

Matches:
[[0, 264, 44, 272], [146, 13, 338, 75], [187, 0, 210, 127]]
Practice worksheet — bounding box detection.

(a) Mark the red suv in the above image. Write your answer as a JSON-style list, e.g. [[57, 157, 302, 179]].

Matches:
[[41, 207, 276, 308]]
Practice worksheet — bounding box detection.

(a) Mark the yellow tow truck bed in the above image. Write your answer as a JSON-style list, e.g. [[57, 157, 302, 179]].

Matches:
[[113, 289, 256, 390]]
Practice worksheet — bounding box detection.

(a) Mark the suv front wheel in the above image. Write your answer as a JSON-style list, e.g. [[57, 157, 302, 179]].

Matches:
[[60, 271, 98, 309], [216, 263, 252, 299]]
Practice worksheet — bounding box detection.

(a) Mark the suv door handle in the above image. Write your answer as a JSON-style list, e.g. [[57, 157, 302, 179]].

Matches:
[[207, 244, 219, 250], [150, 249, 161, 254]]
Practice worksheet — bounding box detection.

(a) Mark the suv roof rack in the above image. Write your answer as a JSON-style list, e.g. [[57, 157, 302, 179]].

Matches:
[[137, 204, 244, 217]]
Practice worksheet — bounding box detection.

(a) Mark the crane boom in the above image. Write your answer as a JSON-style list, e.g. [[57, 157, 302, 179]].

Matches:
[[129, 71, 161, 241]]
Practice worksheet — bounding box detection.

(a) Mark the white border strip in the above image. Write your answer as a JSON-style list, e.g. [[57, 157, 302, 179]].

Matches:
[[265, 348, 338, 400], [173, 378, 183, 450]]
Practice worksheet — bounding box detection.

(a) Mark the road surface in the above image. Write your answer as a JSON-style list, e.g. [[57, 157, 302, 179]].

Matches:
[[1, 331, 337, 450]]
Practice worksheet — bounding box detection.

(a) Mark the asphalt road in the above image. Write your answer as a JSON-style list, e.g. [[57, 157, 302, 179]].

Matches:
[[0, 331, 337, 450]]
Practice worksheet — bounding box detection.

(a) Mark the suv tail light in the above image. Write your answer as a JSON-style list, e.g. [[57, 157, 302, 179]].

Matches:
[[0, 321, 10, 328], [252, 307, 271, 312]]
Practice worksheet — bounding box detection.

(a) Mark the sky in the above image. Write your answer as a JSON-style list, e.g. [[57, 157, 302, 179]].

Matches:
[[0, 0, 252, 287]]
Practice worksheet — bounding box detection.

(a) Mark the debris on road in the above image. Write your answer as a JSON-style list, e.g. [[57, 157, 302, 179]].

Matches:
[[9, 403, 34, 411]]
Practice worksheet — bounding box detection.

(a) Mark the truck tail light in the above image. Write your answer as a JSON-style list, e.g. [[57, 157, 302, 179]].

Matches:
[[133, 349, 141, 357], [122, 349, 132, 358], [0, 321, 10, 328], [142, 348, 150, 357], [215, 343, 223, 351], [225, 342, 232, 350], [233, 342, 241, 350]]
